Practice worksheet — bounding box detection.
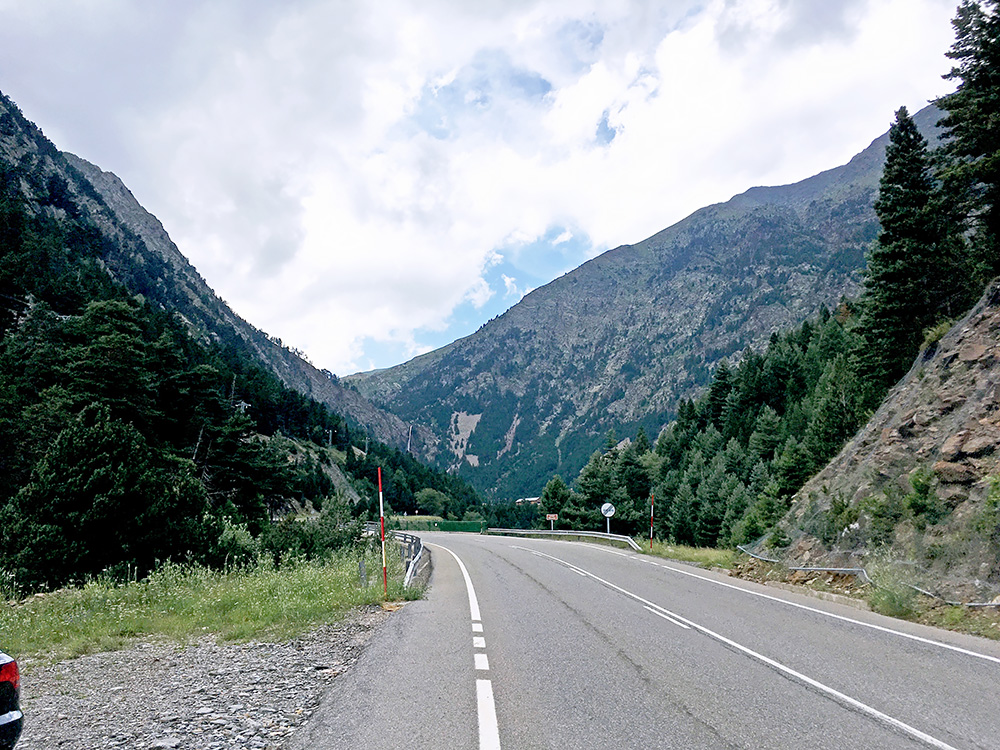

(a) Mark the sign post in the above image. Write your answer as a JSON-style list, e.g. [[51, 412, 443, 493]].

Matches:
[[600, 502, 616, 535], [546, 513, 558, 530], [649, 492, 655, 550], [378, 466, 387, 598]]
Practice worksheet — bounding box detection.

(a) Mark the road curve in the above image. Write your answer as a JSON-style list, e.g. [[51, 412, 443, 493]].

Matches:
[[291, 533, 1000, 749]]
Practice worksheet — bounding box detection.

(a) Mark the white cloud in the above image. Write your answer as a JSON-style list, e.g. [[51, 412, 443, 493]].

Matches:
[[502, 275, 519, 297], [0, 0, 960, 374]]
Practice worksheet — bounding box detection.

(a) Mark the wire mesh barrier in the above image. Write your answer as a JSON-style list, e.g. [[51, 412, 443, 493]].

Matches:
[[736, 546, 1000, 606]]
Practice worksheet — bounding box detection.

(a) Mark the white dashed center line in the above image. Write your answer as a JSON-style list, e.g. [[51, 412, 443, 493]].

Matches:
[[428, 543, 502, 750]]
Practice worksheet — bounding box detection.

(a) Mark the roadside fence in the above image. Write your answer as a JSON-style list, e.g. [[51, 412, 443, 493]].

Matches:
[[736, 545, 1000, 607]]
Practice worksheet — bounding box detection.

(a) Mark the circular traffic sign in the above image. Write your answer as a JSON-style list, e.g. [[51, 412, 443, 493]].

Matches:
[[601, 502, 616, 518]]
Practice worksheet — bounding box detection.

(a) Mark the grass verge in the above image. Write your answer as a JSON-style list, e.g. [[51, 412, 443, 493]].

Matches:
[[644, 540, 736, 569], [2, 543, 419, 667]]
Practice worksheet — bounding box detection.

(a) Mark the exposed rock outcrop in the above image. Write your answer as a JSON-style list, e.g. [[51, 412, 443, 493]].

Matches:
[[786, 279, 1000, 598]]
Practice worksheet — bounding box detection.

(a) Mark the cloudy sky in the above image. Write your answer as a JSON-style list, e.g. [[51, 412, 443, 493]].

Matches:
[[0, 0, 959, 374]]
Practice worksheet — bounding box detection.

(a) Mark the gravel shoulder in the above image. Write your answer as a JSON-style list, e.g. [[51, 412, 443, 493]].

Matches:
[[17, 605, 392, 750]]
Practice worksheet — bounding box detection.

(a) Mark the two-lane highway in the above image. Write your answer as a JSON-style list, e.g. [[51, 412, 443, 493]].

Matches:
[[291, 533, 1000, 749]]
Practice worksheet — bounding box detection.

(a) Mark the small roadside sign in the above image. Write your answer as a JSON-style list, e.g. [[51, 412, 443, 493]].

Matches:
[[601, 502, 616, 534], [546, 514, 558, 521]]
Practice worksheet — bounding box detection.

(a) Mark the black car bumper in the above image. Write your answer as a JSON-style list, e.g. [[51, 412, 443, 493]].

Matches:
[[0, 709, 21, 750]]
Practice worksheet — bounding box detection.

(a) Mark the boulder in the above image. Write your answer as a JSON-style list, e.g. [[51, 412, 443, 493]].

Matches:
[[932, 461, 979, 485]]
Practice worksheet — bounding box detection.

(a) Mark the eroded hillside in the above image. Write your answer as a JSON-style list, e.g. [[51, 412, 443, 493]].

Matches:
[[784, 279, 1000, 600]]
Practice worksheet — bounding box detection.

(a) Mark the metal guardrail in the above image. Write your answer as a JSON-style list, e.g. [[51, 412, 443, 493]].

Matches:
[[737, 545, 874, 585], [390, 531, 424, 587], [361, 523, 424, 587], [736, 545, 1000, 606], [487, 528, 643, 551]]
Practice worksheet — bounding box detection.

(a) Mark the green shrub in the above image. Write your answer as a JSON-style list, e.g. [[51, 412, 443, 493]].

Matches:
[[867, 556, 918, 619], [260, 504, 362, 562], [816, 495, 861, 546], [766, 527, 790, 549], [861, 491, 906, 547], [921, 319, 955, 353], [905, 467, 946, 530], [869, 581, 918, 619]]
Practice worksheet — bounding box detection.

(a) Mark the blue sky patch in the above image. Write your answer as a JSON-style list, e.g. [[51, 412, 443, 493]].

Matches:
[[408, 50, 553, 140]]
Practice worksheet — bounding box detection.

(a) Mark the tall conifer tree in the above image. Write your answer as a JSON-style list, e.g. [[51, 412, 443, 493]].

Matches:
[[857, 107, 946, 404], [936, 0, 1000, 280]]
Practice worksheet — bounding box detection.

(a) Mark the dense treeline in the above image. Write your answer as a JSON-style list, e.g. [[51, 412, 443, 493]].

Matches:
[[0, 161, 479, 593], [534, 307, 865, 545], [533, 0, 1000, 547]]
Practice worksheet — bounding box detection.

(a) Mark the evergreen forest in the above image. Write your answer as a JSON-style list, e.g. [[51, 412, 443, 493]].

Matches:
[[0, 164, 481, 594]]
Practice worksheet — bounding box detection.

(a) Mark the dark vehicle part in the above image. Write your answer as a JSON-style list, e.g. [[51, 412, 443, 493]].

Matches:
[[0, 652, 21, 750]]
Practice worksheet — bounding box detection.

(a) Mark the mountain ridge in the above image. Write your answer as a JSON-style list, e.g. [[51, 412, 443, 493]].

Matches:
[[348, 105, 943, 499], [0, 88, 433, 457]]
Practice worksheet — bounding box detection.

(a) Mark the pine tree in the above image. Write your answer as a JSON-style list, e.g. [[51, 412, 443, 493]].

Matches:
[[670, 482, 696, 545], [856, 106, 958, 405], [936, 0, 1000, 280], [1, 406, 164, 589], [704, 360, 733, 428], [538, 475, 573, 519], [747, 406, 783, 464], [633, 426, 651, 455], [803, 354, 861, 465]]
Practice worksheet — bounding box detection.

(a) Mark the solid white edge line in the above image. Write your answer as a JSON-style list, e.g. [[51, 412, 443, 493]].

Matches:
[[516, 546, 958, 750], [644, 605, 691, 629], [477, 679, 502, 750], [682, 616, 960, 750], [428, 542, 481, 622], [584, 545, 1000, 666]]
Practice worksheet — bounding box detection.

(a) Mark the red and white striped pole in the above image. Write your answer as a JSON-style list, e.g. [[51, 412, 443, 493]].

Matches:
[[378, 466, 387, 597], [649, 492, 655, 551]]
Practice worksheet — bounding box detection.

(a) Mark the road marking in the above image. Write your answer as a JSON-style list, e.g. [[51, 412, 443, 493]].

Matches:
[[428, 542, 501, 749], [516, 546, 959, 750], [583, 545, 1000, 666], [644, 605, 691, 629], [429, 542, 481, 621], [477, 680, 501, 750]]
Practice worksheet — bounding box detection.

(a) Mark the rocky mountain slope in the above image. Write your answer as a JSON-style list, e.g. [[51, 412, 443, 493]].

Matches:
[[348, 106, 943, 500], [0, 90, 432, 456], [782, 279, 1000, 600]]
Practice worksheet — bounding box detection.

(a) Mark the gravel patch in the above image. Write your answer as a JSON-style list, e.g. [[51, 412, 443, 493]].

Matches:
[[17, 605, 392, 750]]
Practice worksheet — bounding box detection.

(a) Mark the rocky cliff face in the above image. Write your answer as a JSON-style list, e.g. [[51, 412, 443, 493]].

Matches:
[[786, 279, 1000, 599], [349, 106, 942, 499], [0, 90, 432, 456]]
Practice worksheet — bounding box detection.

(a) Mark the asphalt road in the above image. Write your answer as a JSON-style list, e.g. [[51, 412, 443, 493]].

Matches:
[[290, 533, 1000, 749]]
